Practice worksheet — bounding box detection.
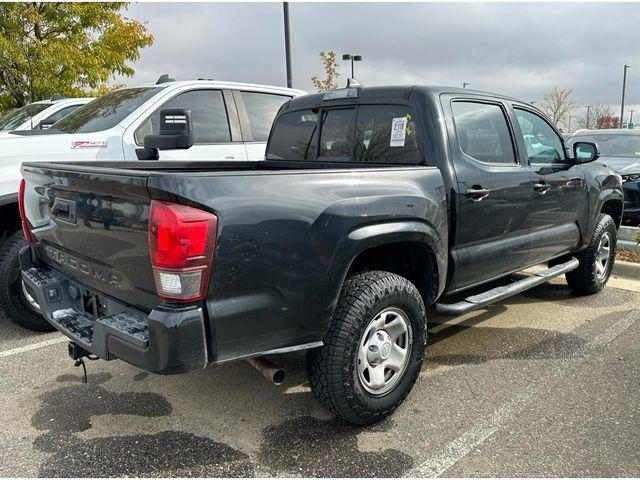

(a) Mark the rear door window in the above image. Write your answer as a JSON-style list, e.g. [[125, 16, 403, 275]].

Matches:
[[136, 90, 231, 145], [451, 101, 516, 164], [240, 91, 291, 142]]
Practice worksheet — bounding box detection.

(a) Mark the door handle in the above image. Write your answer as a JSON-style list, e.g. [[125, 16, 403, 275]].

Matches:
[[465, 187, 491, 201], [534, 182, 551, 194], [225, 156, 235, 159]]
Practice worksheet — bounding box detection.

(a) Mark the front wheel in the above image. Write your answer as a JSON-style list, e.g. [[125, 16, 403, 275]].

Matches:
[[306, 270, 427, 425], [566, 213, 617, 295], [0, 230, 54, 331]]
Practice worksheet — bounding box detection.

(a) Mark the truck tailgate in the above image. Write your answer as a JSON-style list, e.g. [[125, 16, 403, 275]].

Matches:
[[22, 165, 157, 311]]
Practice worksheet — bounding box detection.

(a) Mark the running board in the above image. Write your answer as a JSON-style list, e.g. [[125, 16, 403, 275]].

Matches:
[[435, 257, 579, 316]]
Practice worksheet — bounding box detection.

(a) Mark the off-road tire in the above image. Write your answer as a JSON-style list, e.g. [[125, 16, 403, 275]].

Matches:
[[306, 270, 427, 425], [0, 230, 53, 331], [566, 213, 617, 295]]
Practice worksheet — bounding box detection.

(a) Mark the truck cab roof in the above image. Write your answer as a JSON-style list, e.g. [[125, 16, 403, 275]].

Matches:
[[282, 85, 527, 112]]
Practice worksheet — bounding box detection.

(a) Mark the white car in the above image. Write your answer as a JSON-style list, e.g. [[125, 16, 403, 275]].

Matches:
[[0, 78, 305, 201], [0, 77, 305, 331], [0, 97, 93, 137]]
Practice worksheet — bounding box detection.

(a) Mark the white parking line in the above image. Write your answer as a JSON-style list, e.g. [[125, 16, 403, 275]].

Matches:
[[0, 336, 67, 359], [408, 310, 638, 478]]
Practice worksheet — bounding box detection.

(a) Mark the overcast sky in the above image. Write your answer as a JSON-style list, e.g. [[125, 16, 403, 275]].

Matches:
[[118, 2, 640, 125]]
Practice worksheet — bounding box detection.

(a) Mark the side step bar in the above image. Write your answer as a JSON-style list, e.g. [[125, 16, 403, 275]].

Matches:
[[435, 257, 579, 316]]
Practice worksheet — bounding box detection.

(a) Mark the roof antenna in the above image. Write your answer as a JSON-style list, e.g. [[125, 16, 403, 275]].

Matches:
[[346, 78, 362, 88], [156, 73, 175, 84]]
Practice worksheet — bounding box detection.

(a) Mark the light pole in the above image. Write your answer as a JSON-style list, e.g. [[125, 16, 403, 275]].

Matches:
[[630, 109, 635, 128], [342, 54, 362, 78], [620, 64, 630, 129], [283, 2, 293, 88], [462, 82, 470, 89], [586, 105, 592, 129]]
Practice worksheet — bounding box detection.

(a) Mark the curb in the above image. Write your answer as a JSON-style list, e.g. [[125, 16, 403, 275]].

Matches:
[[618, 239, 640, 253], [618, 226, 638, 242], [612, 260, 640, 280]]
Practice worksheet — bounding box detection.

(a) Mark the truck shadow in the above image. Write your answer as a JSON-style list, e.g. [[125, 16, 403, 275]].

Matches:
[[31, 369, 414, 477], [31, 372, 254, 477]]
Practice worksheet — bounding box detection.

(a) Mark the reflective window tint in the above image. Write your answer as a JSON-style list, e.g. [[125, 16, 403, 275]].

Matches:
[[452, 101, 516, 164], [55, 87, 162, 134], [44, 105, 83, 126], [0, 103, 51, 131], [265, 109, 319, 160], [355, 105, 421, 163], [318, 109, 356, 160], [241, 92, 290, 142], [515, 109, 566, 164], [136, 90, 230, 144]]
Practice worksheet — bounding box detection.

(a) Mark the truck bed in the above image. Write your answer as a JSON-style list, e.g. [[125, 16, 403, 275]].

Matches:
[[21, 160, 448, 363]]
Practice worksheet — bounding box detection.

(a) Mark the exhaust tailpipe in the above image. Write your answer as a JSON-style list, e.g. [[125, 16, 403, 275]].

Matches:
[[247, 356, 287, 385]]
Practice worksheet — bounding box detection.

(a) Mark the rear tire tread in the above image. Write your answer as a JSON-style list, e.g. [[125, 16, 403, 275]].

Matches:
[[0, 230, 53, 331], [307, 270, 426, 425]]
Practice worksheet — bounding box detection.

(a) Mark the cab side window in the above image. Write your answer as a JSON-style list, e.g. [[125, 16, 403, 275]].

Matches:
[[135, 90, 231, 145], [451, 101, 516, 164], [514, 108, 566, 165], [43, 105, 82, 125], [240, 92, 291, 142]]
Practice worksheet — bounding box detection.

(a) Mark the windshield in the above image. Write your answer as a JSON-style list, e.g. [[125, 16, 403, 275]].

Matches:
[[0, 103, 52, 131], [572, 134, 640, 158], [53, 87, 163, 134]]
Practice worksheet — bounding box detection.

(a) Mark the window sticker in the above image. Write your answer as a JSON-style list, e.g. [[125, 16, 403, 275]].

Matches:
[[390, 117, 407, 147]]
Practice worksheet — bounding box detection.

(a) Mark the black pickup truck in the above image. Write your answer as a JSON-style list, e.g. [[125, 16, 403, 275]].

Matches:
[[19, 85, 622, 425]]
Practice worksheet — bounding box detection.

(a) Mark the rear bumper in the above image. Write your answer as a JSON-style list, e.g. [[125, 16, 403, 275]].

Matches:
[[20, 246, 208, 374]]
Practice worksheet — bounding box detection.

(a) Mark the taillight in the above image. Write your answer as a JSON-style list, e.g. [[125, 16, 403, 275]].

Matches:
[[18, 179, 34, 244], [148, 200, 218, 302]]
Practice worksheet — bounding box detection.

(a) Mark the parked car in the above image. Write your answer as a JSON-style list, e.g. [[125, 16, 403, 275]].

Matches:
[[0, 77, 305, 330], [19, 85, 622, 425], [568, 129, 640, 224], [0, 97, 93, 137]]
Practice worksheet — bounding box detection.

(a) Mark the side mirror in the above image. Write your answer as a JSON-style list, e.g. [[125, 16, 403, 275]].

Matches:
[[573, 141, 599, 164], [144, 109, 194, 150], [38, 120, 55, 130]]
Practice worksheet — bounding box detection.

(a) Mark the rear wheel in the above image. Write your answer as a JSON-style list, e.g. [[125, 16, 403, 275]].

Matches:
[[307, 270, 427, 425], [0, 230, 53, 331], [566, 213, 617, 295]]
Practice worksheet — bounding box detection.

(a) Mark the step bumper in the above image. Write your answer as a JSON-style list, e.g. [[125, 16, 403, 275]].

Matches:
[[20, 246, 208, 374]]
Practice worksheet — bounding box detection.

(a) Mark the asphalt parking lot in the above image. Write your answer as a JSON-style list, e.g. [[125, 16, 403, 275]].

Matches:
[[1, 276, 639, 477]]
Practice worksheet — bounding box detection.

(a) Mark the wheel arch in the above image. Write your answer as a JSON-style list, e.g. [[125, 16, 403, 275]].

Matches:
[[324, 220, 446, 329]]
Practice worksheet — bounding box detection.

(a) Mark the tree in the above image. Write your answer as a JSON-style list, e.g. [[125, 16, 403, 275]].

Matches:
[[0, 2, 153, 109], [576, 104, 618, 129], [311, 51, 340, 92], [596, 114, 620, 129], [540, 87, 576, 129]]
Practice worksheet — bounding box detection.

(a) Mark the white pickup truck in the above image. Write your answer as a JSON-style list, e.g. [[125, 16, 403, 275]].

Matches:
[[0, 97, 93, 137], [0, 77, 305, 331]]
